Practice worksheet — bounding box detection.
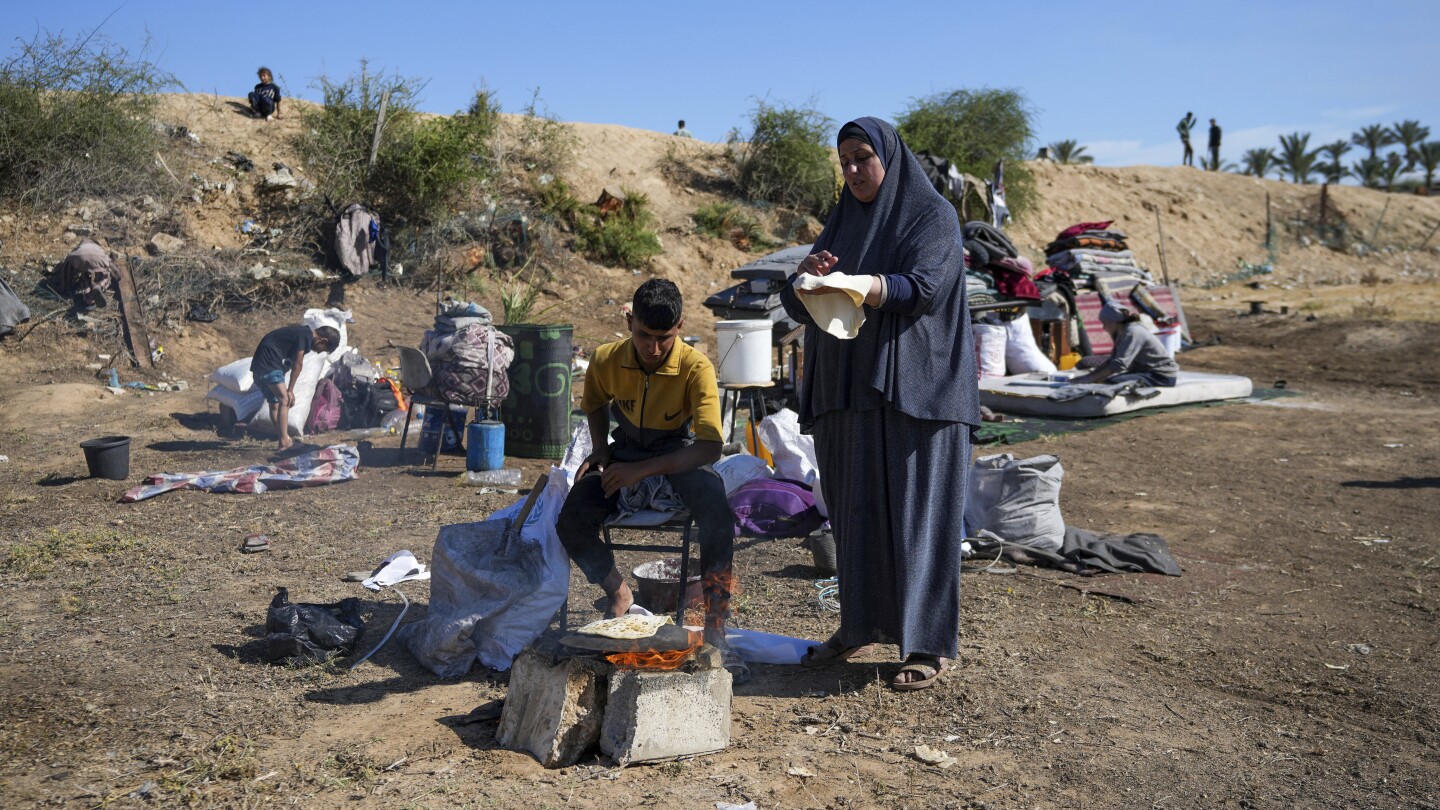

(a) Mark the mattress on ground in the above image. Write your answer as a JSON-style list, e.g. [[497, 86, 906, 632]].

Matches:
[[981, 371, 1254, 418]]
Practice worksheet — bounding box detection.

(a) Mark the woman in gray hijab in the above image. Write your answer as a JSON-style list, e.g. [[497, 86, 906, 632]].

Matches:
[[779, 117, 980, 690]]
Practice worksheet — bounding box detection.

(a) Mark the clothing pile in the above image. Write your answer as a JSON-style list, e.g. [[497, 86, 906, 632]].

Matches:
[[419, 300, 514, 406], [1043, 220, 1153, 285], [962, 222, 1054, 378], [962, 221, 1041, 304]]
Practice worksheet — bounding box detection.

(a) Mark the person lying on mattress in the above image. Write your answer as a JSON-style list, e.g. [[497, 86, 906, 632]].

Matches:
[[1071, 300, 1179, 387]]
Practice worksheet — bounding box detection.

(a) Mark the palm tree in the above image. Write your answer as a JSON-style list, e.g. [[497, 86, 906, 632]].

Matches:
[[1199, 152, 1238, 172], [1241, 148, 1279, 177], [1380, 152, 1404, 191], [1049, 139, 1093, 165], [1352, 155, 1385, 189], [1351, 124, 1396, 160], [1276, 132, 1321, 184], [1415, 141, 1440, 192], [1390, 120, 1430, 170], [1317, 140, 1352, 183]]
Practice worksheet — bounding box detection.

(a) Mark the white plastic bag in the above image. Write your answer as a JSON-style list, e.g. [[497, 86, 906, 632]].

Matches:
[[973, 323, 1008, 378], [965, 453, 1065, 552], [1003, 312, 1057, 374], [755, 408, 827, 517], [210, 357, 254, 393]]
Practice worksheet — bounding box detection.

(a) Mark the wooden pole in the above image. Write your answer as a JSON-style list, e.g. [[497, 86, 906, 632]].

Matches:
[[368, 92, 390, 171], [1154, 208, 1173, 288], [1368, 197, 1391, 246], [1265, 192, 1273, 251], [114, 254, 153, 369], [1420, 219, 1440, 250]]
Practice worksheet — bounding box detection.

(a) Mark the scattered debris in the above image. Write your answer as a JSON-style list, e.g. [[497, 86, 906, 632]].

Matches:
[[785, 766, 815, 779], [147, 233, 185, 255], [914, 744, 958, 769], [1348, 643, 1374, 656], [242, 534, 271, 553]]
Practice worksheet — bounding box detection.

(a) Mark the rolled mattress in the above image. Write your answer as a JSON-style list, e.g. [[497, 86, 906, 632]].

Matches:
[[980, 371, 1254, 418]]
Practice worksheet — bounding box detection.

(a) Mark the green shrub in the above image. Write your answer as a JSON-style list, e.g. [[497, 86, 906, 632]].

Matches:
[[0, 29, 179, 206], [508, 90, 578, 178], [693, 201, 767, 250], [896, 88, 1038, 218], [575, 189, 662, 268], [731, 101, 836, 216], [294, 62, 500, 229]]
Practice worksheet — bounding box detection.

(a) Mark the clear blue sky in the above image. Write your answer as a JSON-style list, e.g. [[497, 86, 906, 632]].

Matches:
[[12, 0, 1439, 168]]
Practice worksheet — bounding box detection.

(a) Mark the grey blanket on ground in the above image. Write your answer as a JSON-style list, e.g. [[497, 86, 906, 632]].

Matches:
[[0, 276, 30, 336], [990, 527, 1182, 576], [1049, 380, 1159, 402], [1060, 527, 1182, 575]]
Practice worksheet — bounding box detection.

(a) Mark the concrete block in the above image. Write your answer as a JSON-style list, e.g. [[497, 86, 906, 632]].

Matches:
[[600, 667, 731, 765], [496, 648, 607, 769]]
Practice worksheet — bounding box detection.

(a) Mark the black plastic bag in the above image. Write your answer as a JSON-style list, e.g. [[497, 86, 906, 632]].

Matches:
[[264, 587, 366, 664]]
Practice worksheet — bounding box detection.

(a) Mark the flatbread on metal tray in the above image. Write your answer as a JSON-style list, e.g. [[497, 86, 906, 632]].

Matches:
[[573, 613, 674, 639]]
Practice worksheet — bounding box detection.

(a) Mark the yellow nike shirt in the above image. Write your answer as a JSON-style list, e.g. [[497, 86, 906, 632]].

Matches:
[[581, 339, 723, 453]]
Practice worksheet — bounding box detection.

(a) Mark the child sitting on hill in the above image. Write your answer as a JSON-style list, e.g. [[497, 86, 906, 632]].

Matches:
[[251, 324, 338, 451], [248, 67, 283, 120]]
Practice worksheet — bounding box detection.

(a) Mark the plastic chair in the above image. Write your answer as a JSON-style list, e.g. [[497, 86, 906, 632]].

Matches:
[[397, 346, 457, 468]]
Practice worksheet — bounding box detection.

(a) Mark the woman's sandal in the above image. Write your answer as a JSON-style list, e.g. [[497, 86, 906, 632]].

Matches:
[[891, 656, 948, 691], [801, 636, 867, 669]]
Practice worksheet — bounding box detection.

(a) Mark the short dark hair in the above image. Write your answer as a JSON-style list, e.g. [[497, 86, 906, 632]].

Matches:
[[314, 325, 341, 347], [632, 279, 682, 330], [678, 119, 686, 128]]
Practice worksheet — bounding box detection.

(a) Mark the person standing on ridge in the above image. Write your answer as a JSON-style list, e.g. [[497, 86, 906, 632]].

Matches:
[[1208, 118, 1222, 170], [673, 119, 693, 138], [1177, 112, 1197, 166]]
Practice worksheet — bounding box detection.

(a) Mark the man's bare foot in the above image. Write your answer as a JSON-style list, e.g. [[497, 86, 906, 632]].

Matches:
[[604, 582, 634, 618], [277, 442, 293, 452]]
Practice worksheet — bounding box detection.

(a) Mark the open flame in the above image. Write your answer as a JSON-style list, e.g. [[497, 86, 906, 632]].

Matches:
[[605, 630, 703, 671]]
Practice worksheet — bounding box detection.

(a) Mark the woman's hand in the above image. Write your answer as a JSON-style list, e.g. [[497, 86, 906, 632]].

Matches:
[[799, 251, 838, 277], [797, 250, 848, 296]]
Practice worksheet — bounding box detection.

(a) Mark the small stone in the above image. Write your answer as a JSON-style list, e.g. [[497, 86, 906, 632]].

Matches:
[[148, 233, 185, 255]]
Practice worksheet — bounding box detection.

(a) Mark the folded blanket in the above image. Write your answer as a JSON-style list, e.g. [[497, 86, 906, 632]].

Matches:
[[1047, 379, 1159, 402], [1046, 235, 1129, 254]]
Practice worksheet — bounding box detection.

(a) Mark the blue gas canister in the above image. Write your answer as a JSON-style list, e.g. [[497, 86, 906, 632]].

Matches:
[[467, 420, 505, 471]]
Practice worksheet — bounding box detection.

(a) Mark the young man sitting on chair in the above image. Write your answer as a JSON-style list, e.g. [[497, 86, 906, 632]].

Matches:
[[556, 279, 743, 678]]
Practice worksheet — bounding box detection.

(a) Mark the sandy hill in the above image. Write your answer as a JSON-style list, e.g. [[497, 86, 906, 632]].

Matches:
[[2, 92, 1438, 388]]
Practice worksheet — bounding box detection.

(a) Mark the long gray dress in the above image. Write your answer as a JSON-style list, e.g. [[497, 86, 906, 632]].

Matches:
[[779, 117, 981, 661]]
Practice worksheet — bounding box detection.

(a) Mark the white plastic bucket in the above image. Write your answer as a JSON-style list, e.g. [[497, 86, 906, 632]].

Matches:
[[714, 320, 773, 385]]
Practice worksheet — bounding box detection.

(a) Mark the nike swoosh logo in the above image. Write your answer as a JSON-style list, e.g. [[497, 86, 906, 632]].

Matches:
[[663, 410, 682, 421]]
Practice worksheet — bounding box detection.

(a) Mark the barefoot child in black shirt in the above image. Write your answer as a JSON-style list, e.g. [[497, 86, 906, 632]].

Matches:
[[251, 324, 338, 450]]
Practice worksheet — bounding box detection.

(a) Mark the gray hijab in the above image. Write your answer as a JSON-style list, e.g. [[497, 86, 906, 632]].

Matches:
[[783, 117, 980, 429]]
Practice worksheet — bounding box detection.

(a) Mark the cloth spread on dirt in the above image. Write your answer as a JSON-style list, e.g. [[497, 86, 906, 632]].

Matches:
[[120, 445, 359, 502], [976, 388, 1296, 445], [0, 276, 30, 336]]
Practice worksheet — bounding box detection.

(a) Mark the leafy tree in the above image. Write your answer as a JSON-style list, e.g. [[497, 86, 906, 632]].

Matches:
[[1351, 123, 1396, 160], [1390, 120, 1430, 170], [295, 62, 500, 228], [1241, 148, 1279, 178], [1380, 152, 1404, 191], [0, 27, 179, 205], [1276, 132, 1321, 184], [730, 100, 836, 216], [1352, 155, 1385, 189], [1415, 141, 1440, 192], [1048, 139, 1093, 165], [1317, 140, 1352, 183], [896, 87, 1037, 216]]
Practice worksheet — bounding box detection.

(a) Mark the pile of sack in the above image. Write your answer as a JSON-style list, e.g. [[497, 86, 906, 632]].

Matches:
[[205, 308, 403, 438], [420, 301, 514, 406]]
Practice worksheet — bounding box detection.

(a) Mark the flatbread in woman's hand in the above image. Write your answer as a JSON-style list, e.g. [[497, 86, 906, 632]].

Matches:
[[794, 272, 872, 339], [574, 614, 674, 639]]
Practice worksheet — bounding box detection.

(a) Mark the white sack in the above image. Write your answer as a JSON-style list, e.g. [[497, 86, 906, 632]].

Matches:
[[205, 384, 265, 422], [973, 322, 1008, 379], [1003, 312, 1057, 374], [210, 357, 254, 393], [965, 453, 1065, 552], [714, 453, 772, 494]]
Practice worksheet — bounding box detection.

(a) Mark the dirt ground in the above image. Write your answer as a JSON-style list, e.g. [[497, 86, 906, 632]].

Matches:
[[1, 95, 1439, 809]]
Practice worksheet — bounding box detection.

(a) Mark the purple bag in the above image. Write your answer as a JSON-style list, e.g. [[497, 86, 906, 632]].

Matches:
[[728, 477, 824, 538], [306, 378, 343, 435]]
